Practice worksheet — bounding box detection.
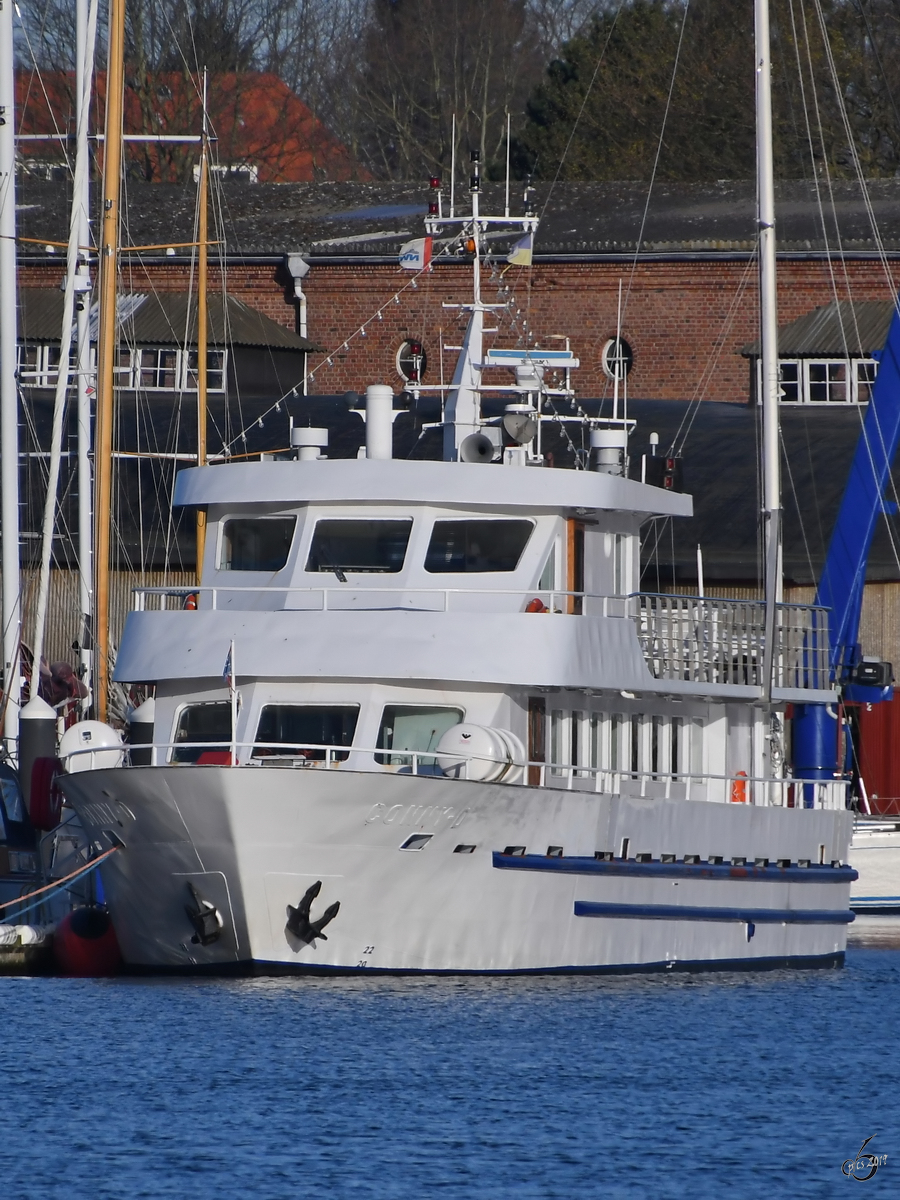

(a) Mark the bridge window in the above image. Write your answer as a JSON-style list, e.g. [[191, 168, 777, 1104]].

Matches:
[[220, 517, 296, 572], [306, 519, 412, 574], [424, 520, 533, 573], [171, 701, 232, 763], [376, 705, 463, 766], [253, 704, 360, 761]]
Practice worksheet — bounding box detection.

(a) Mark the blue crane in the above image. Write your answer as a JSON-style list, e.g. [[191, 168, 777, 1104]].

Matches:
[[792, 299, 900, 788]]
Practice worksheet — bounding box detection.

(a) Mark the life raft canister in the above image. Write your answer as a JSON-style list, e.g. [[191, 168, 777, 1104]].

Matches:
[[730, 770, 748, 803]]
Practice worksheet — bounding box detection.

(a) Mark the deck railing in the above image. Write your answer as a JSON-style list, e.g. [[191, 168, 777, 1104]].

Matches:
[[130, 584, 627, 615], [130, 586, 831, 692], [62, 739, 849, 811], [630, 594, 830, 691]]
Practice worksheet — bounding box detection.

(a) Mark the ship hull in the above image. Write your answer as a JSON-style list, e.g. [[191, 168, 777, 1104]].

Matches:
[[62, 766, 855, 974], [850, 820, 900, 914]]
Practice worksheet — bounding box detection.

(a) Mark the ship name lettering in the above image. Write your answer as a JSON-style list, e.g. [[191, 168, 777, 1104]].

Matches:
[[365, 803, 469, 829]]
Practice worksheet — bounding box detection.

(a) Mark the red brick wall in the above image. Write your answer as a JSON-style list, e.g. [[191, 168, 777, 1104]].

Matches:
[[20, 256, 898, 402]]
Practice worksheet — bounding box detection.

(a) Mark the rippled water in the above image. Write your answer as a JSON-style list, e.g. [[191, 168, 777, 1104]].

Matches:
[[2, 929, 898, 1199]]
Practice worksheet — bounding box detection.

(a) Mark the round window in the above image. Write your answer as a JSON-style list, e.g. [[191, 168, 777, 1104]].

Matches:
[[396, 340, 427, 383], [601, 337, 634, 382]]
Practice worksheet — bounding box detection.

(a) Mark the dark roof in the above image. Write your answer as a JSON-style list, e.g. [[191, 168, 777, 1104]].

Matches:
[[17, 178, 900, 261], [624, 399, 900, 587], [743, 300, 896, 358], [17, 288, 318, 351]]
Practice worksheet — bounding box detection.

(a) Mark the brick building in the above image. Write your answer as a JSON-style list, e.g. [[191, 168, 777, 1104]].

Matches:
[[17, 177, 900, 406]]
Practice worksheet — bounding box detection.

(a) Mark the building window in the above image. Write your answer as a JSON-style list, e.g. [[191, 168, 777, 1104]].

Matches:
[[396, 340, 427, 383], [759, 356, 877, 404], [136, 347, 227, 392], [778, 361, 800, 402], [601, 337, 634, 381], [16, 343, 226, 392], [17, 343, 71, 387]]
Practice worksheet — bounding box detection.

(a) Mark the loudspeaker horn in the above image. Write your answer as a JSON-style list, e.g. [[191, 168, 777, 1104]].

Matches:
[[459, 432, 495, 463]]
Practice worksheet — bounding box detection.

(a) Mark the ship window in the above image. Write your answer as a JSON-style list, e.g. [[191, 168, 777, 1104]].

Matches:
[[424, 520, 533, 573], [376, 705, 463, 766], [171, 702, 233, 763], [306, 519, 412, 574], [253, 705, 359, 761], [220, 517, 296, 572]]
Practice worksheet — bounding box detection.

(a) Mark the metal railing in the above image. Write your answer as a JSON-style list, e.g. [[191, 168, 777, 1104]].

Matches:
[[631, 594, 830, 690], [62, 739, 848, 810], [131, 584, 628, 615]]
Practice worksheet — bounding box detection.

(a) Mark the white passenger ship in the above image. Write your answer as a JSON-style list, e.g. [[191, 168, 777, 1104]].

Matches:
[[60, 154, 856, 974]]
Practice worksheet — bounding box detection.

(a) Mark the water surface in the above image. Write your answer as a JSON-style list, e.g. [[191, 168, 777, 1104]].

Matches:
[[2, 930, 897, 1199]]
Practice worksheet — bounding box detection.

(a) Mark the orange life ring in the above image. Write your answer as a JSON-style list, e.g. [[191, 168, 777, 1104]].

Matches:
[[730, 770, 748, 804], [525, 597, 548, 613], [183, 593, 199, 610]]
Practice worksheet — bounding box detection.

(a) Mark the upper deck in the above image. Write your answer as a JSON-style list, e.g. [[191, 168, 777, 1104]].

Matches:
[[172, 457, 694, 520]]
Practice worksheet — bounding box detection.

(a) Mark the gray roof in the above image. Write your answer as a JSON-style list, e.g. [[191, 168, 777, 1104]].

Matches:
[[17, 287, 318, 351], [743, 300, 896, 358], [17, 178, 900, 261]]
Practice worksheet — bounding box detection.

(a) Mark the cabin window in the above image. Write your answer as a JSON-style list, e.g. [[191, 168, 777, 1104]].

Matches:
[[171, 702, 233, 763], [375, 705, 463, 766], [253, 704, 359, 761], [671, 716, 683, 776], [424, 520, 533, 573], [306, 519, 412, 574], [220, 517, 296, 572], [549, 709, 568, 776], [538, 542, 557, 593]]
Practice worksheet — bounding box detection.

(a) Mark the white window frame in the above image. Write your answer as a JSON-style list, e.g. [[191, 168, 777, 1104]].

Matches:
[[758, 355, 877, 405], [128, 347, 227, 392]]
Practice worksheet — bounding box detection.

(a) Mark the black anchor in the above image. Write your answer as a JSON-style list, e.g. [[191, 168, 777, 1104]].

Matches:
[[184, 881, 223, 946], [286, 880, 340, 946]]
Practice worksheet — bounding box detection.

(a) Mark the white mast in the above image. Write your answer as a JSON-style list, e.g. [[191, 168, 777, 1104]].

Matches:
[[0, 0, 21, 754], [442, 150, 484, 461], [755, 0, 781, 699], [75, 0, 97, 708], [31, 0, 98, 690]]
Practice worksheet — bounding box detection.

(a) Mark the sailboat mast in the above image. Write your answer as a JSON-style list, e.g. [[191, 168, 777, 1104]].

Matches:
[[196, 68, 209, 574], [755, 0, 781, 699], [0, 0, 21, 754], [93, 0, 126, 722], [76, 0, 96, 708]]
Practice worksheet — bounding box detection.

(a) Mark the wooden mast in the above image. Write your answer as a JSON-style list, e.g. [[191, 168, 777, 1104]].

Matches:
[[93, 0, 126, 722], [196, 68, 209, 574]]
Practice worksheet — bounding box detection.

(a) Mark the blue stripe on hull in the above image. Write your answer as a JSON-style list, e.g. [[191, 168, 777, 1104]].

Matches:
[[574, 901, 854, 924], [492, 852, 857, 884]]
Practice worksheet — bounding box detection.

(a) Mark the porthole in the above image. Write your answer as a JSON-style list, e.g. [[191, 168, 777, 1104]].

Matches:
[[601, 337, 633, 381], [396, 339, 427, 383]]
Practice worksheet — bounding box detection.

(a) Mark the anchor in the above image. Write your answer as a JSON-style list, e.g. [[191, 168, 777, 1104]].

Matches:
[[286, 880, 340, 946], [184, 881, 224, 946]]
